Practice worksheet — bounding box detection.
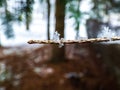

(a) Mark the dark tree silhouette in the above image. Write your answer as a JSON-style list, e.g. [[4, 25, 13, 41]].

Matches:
[[50, 0, 66, 61], [47, 0, 50, 40]]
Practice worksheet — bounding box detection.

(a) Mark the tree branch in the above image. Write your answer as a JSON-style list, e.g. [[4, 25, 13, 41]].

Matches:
[[27, 37, 120, 44]]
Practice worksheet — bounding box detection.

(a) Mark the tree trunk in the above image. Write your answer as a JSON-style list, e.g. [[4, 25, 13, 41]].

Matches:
[[55, 0, 65, 38], [86, 19, 102, 38], [51, 0, 66, 61], [86, 18, 110, 38], [47, 0, 50, 40]]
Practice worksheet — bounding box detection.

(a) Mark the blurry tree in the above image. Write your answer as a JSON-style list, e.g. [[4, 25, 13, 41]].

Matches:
[[0, 0, 14, 38], [51, 0, 66, 61], [51, 0, 84, 61], [47, 0, 50, 40], [0, 0, 34, 46], [86, 0, 120, 88], [86, 0, 120, 38], [15, 0, 34, 30], [67, 0, 82, 39], [39, 0, 51, 39], [25, 0, 34, 30], [0, 0, 34, 39]]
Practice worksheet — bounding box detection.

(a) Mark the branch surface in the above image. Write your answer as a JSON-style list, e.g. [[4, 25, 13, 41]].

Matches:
[[27, 37, 120, 44]]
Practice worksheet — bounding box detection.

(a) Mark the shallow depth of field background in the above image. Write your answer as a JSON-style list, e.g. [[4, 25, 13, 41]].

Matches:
[[0, 0, 120, 90]]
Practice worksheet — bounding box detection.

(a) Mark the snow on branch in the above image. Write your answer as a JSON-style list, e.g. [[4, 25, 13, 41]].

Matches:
[[28, 27, 120, 47]]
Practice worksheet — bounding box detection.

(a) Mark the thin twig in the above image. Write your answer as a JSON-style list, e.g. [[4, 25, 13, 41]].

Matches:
[[27, 37, 120, 44]]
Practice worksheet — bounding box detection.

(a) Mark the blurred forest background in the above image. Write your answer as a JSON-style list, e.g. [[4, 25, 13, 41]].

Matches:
[[0, 0, 120, 90]]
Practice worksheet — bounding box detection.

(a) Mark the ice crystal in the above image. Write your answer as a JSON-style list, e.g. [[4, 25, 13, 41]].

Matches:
[[97, 26, 116, 40], [59, 38, 64, 48], [52, 31, 60, 42], [52, 31, 64, 48]]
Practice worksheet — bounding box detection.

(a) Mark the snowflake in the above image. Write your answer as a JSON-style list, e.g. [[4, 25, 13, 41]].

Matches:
[[98, 26, 116, 41], [52, 31, 64, 48], [52, 31, 60, 42]]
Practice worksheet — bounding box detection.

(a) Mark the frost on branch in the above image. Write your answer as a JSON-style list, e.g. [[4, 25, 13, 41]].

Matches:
[[59, 38, 64, 48], [52, 31, 60, 42], [28, 28, 120, 45], [52, 31, 64, 48], [97, 26, 116, 41]]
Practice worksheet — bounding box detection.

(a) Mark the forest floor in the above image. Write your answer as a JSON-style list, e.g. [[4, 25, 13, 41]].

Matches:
[[0, 44, 119, 90]]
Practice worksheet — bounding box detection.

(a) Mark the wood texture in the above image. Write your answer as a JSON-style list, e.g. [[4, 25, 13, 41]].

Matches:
[[27, 37, 120, 44]]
